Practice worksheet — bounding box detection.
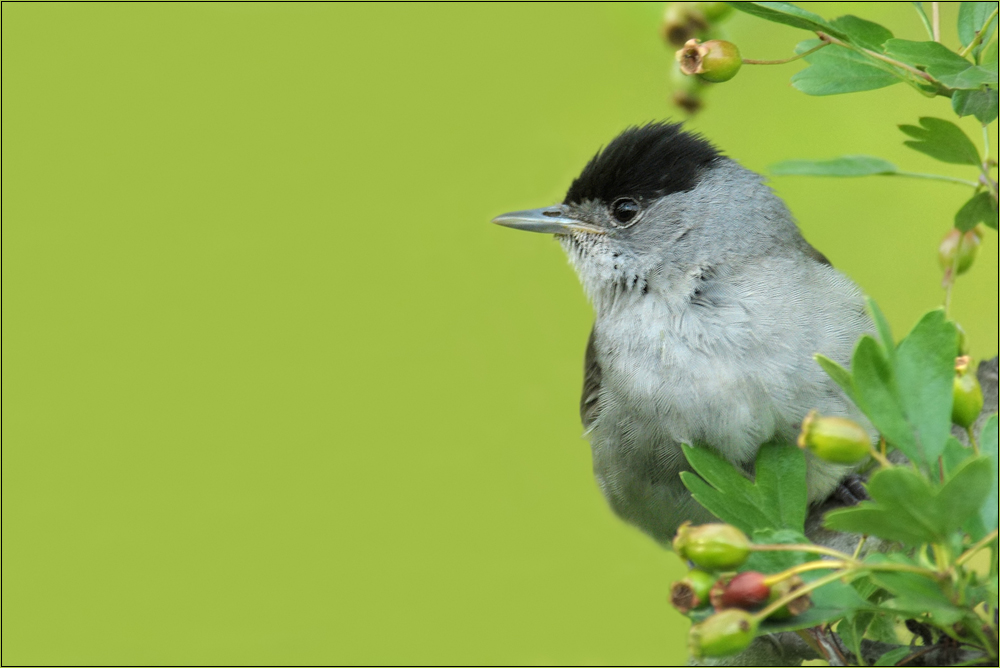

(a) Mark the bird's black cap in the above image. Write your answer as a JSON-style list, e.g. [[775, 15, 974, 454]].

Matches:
[[563, 122, 720, 206]]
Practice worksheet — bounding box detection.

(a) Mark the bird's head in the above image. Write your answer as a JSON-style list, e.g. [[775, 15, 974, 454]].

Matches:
[[493, 122, 808, 312]]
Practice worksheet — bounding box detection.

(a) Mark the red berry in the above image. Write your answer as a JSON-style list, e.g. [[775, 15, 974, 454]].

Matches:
[[714, 571, 771, 610]]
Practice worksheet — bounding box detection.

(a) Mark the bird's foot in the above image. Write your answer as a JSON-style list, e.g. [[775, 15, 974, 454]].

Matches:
[[832, 474, 869, 506]]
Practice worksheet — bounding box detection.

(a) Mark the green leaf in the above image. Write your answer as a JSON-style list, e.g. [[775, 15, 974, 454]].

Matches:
[[898, 117, 981, 166], [791, 40, 903, 95], [981, 415, 998, 530], [874, 647, 913, 666], [850, 336, 920, 462], [941, 435, 973, 474], [952, 86, 1000, 124], [873, 573, 965, 624], [985, 32, 1000, 67], [838, 583, 897, 662], [865, 553, 965, 625], [825, 467, 940, 544], [679, 470, 773, 531], [727, 2, 847, 38], [681, 442, 807, 534], [956, 191, 1000, 231], [770, 155, 898, 177], [938, 456, 995, 532], [940, 65, 1000, 89], [894, 310, 957, 464], [754, 442, 808, 530], [825, 458, 994, 545], [814, 353, 857, 404], [866, 297, 896, 357], [759, 570, 873, 634], [830, 15, 894, 50], [744, 528, 807, 575], [884, 38, 971, 71], [959, 1, 1000, 59], [883, 39, 998, 89]]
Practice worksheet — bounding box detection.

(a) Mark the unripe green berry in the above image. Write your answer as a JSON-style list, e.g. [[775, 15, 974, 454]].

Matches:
[[953, 358, 983, 428], [939, 228, 982, 276], [681, 523, 751, 571], [694, 1, 733, 21], [688, 609, 759, 659], [797, 410, 872, 464], [676, 39, 742, 83], [670, 569, 716, 613]]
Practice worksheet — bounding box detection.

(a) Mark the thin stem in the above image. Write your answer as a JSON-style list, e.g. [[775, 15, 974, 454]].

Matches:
[[762, 560, 850, 586], [869, 443, 893, 468], [743, 39, 831, 65], [892, 171, 981, 187], [967, 425, 980, 456], [755, 570, 851, 621], [751, 542, 854, 561], [958, 5, 1000, 58], [852, 535, 868, 561], [914, 2, 935, 40], [956, 528, 999, 567], [932, 2, 941, 42], [980, 172, 1000, 202]]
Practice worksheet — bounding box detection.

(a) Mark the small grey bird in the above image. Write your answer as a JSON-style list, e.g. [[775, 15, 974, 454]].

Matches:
[[494, 122, 873, 546]]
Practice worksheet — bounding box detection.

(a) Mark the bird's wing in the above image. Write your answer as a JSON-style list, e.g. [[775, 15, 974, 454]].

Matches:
[[581, 325, 602, 430]]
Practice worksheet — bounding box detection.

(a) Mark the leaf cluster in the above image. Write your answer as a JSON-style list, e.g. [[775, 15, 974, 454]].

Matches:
[[681, 305, 998, 664]]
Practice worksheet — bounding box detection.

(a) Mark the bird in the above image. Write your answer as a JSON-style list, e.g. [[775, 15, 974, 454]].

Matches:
[[493, 122, 873, 546]]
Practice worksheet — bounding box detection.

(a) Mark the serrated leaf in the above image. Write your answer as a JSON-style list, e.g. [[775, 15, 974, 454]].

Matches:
[[681, 443, 807, 535], [959, 1, 1000, 59], [894, 310, 957, 464], [850, 336, 920, 462], [882, 38, 998, 89], [898, 117, 981, 166], [830, 15, 894, 50], [875, 647, 913, 666], [679, 470, 774, 532], [872, 569, 964, 624], [770, 155, 898, 177], [952, 86, 1000, 123], [866, 297, 896, 356], [825, 459, 993, 544], [956, 191, 1000, 231], [727, 2, 847, 38], [981, 415, 998, 530], [814, 353, 857, 404], [791, 40, 903, 95], [755, 443, 808, 531], [825, 467, 940, 544]]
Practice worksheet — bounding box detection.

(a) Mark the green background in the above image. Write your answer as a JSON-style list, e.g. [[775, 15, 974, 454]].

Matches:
[[3, 3, 997, 665]]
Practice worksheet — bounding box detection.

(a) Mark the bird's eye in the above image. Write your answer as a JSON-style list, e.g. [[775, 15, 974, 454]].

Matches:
[[610, 198, 640, 227]]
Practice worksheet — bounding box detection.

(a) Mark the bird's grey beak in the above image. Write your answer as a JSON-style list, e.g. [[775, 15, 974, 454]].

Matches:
[[492, 206, 605, 235]]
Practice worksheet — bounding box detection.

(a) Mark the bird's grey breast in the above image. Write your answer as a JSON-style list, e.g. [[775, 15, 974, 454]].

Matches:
[[581, 259, 870, 543]]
